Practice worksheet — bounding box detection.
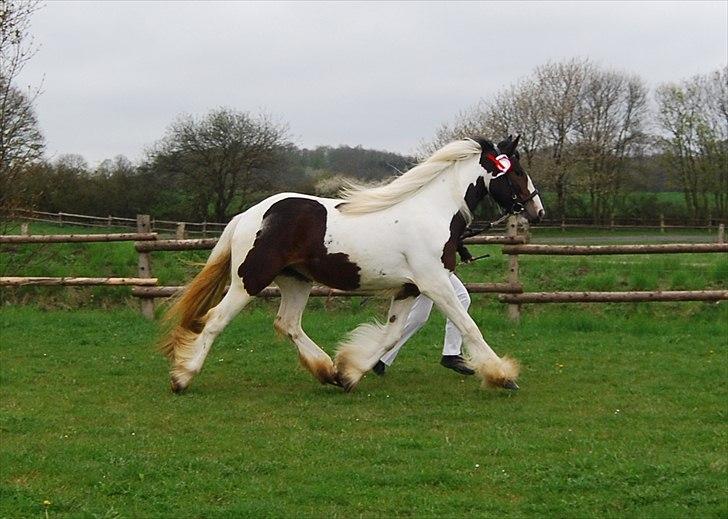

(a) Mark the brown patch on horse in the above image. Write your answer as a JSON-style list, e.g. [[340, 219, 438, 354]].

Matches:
[[394, 283, 420, 300], [280, 266, 311, 282], [441, 177, 487, 270], [238, 198, 360, 295], [441, 213, 464, 271]]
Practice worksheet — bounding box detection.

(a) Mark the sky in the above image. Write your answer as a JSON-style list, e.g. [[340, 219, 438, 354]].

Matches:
[[15, 0, 728, 166]]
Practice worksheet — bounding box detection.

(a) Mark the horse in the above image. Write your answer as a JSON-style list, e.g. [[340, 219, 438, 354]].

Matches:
[[160, 135, 544, 393]]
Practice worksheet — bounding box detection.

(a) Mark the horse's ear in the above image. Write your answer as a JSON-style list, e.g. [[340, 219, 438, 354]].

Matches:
[[512, 134, 520, 150]]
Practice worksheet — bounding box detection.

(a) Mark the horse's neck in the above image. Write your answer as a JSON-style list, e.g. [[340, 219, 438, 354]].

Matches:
[[408, 158, 484, 221]]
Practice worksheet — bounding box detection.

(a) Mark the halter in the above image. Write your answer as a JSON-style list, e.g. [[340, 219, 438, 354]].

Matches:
[[484, 150, 539, 217]]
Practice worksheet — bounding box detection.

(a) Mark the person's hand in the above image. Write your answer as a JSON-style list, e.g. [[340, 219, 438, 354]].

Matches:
[[458, 245, 474, 264]]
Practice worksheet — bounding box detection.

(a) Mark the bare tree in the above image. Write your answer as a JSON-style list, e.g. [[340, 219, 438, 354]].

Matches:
[[656, 67, 728, 221], [420, 102, 493, 158], [485, 80, 546, 168], [573, 70, 648, 222], [149, 108, 290, 221], [532, 58, 592, 218], [0, 0, 44, 213], [422, 58, 593, 218]]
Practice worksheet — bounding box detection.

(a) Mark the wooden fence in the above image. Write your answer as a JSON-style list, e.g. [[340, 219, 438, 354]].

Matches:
[[2, 214, 727, 320], [497, 241, 728, 317], [10, 208, 727, 236], [11, 209, 227, 237]]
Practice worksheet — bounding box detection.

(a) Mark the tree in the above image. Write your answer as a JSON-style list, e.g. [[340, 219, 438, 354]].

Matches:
[[148, 108, 290, 221], [573, 70, 648, 223], [0, 0, 44, 213], [656, 67, 728, 221], [424, 58, 652, 221], [531, 58, 592, 218]]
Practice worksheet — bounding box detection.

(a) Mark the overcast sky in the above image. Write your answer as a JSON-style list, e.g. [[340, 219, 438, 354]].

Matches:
[[15, 0, 728, 166]]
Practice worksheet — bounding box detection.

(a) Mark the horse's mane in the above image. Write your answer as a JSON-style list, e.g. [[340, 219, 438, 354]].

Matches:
[[337, 139, 483, 215]]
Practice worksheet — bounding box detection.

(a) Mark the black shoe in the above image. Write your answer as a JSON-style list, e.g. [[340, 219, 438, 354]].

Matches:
[[372, 360, 387, 376], [440, 355, 475, 375]]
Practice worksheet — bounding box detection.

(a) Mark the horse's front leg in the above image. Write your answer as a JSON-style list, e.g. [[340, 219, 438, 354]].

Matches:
[[274, 275, 338, 385], [334, 294, 417, 392], [416, 271, 520, 389]]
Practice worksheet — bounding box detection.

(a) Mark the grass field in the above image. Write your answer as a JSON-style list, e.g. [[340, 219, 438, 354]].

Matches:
[[1, 222, 727, 517], [1, 300, 727, 518]]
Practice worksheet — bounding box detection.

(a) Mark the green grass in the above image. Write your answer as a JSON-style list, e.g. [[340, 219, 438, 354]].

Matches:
[[1, 301, 727, 518], [1, 221, 727, 516]]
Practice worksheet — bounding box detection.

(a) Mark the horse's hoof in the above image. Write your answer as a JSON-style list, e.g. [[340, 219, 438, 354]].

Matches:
[[334, 372, 358, 392], [326, 375, 344, 388], [170, 377, 187, 394], [502, 380, 519, 391]]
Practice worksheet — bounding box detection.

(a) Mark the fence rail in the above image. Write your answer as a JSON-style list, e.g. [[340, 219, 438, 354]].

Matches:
[[10, 209, 227, 237], [2, 213, 727, 320], [131, 282, 523, 300], [0, 277, 158, 287], [9, 209, 726, 236], [500, 290, 728, 304], [502, 243, 728, 255], [0, 232, 157, 244]]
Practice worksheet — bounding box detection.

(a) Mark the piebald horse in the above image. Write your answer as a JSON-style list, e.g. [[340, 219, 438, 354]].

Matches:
[[161, 136, 544, 393]]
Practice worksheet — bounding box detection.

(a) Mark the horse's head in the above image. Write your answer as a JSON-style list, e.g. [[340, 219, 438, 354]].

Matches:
[[476, 135, 545, 224]]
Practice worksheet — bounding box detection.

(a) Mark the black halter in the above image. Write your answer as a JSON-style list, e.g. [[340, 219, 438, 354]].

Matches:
[[503, 171, 540, 215], [489, 145, 539, 216]]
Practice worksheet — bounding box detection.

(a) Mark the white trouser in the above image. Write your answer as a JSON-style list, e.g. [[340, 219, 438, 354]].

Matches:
[[379, 273, 471, 366]]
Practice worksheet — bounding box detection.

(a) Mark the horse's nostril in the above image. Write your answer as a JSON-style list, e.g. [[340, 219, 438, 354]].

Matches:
[[538, 209, 545, 219]]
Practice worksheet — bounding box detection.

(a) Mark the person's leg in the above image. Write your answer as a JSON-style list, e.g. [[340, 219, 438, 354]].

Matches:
[[442, 274, 471, 356], [378, 294, 434, 366]]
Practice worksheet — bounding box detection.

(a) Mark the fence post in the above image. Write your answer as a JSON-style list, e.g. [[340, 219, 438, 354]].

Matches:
[[176, 222, 186, 239], [20, 223, 29, 235], [506, 215, 521, 321], [202, 221, 208, 238], [660, 214, 665, 233], [136, 214, 155, 319], [719, 224, 725, 244]]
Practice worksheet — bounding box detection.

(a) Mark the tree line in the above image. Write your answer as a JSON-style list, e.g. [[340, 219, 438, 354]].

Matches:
[[429, 58, 726, 223], [1, 3, 725, 225], [10, 122, 416, 222]]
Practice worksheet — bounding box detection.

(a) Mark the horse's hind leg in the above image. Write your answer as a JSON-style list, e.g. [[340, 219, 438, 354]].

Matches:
[[334, 295, 417, 391], [274, 275, 338, 385], [171, 280, 251, 392]]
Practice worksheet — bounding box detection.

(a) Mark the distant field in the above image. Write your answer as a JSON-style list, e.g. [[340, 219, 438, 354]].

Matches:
[[536, 191, 695, 222]]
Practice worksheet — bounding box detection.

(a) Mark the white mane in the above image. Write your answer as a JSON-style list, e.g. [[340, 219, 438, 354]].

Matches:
[[337, 139, 483, 215]]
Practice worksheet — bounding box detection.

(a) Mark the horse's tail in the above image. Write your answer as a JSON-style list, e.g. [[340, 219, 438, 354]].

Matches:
[[159, 216, 238, 361]]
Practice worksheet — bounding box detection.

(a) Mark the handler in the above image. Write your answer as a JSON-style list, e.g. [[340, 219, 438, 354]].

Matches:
[[372, 238, 478, 376]]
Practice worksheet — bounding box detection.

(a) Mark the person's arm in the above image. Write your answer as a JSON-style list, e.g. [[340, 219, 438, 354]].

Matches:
[[457, 241, 473, 263]]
